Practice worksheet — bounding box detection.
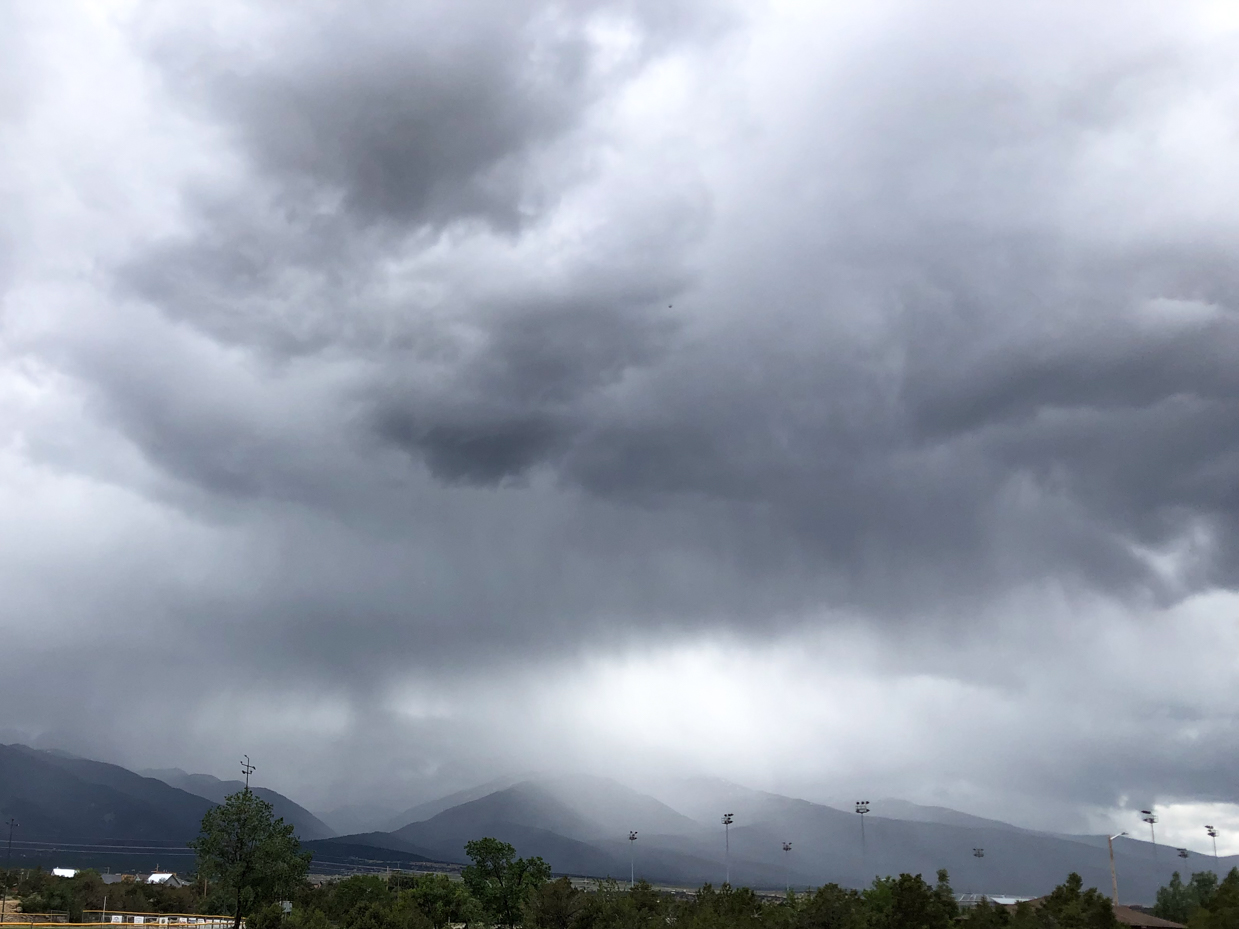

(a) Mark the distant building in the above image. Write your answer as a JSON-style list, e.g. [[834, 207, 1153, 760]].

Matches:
[[144, 873, 191, 888], [52, 868, 78, 878], [955, 893, 1033, 907]]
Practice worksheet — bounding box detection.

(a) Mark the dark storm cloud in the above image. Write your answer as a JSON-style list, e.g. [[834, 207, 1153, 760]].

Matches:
[[95, 0, 1239, 630]]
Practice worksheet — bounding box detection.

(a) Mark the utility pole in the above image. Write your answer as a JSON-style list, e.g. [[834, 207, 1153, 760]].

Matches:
[[1141, 811, 1158, 860], [782, 842, 792, 894], [721, 814, 734, 886], [240, 756, 255, 792], [855, 802, 870, 859], [628, 832, 638, 888], [1108, 832, 1128, 905], [1206, 826, 1219, 870]]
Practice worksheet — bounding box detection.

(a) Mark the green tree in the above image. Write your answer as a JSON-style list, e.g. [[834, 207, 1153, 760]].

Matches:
[[526, 877, 583, 929], [1157, 872, 1204, 924], [1190, 872, 1221, 911], [960, 898, 1012, 928], [796, 882, 864, 929], [394, 873, 483, 929], [1189, 868, 1239, 929], [862, 872, 955, 929], [462, 837, 552, 928], [1035, 872, 1118, 929], [1155, 871, 1220, 924], [676, 883, 765, 929], [190, 789, 311, 929]]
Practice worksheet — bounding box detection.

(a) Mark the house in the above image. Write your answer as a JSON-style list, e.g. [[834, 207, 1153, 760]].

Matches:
[[51, 868, 78, 878], [144, 873, 191, 888]]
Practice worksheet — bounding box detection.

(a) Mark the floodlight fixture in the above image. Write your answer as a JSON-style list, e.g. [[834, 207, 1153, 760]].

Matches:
[[1178, 848, 1189, 859], [855, 801, 870, 857], [1141, 811, 1158, 858], [973, 848, 984, 858]]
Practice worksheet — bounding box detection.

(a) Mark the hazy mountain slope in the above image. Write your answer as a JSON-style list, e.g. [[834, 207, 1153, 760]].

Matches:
[[870, 798, 1032, 833], [0, 744, 213, 843], [387, 775, 524, 830], [316, 803, 401, 837], [536, 774, 704, 839], [388, 783, 623, 875], [144, 768, 334, 839], [394, 782, 602, 845]]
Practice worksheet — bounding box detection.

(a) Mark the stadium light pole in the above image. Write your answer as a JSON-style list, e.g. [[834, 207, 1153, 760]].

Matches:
[[783, 842, 793, 894], [629, 832, 638, 888], [1141, 811, 1158, 860], [1206, 826, 1219, 870], [855, 802, 870, 859], [722, 814, 734, 886], [1108, 832, 1128, 905], [241, 756, 255, 793]]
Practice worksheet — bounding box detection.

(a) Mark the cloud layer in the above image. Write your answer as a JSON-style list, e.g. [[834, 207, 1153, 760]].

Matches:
[[0, 0, 1236, 835]]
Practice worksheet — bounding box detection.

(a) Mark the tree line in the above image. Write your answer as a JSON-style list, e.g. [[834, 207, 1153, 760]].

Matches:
[[4, 791, 1237, 929]]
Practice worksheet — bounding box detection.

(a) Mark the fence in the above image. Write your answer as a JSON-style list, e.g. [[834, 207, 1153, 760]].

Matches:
[[0, 923, 236, 929], [0, 915, 242, 928]]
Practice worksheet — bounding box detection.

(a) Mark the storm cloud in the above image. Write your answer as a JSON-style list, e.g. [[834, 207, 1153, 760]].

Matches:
[[0, 0, 1237, 840]]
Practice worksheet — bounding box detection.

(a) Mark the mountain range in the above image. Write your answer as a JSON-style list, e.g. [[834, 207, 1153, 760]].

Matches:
[[2, 744, 1234, 904], [317, 774, 1236, 903], [141, 768, 334, 840]]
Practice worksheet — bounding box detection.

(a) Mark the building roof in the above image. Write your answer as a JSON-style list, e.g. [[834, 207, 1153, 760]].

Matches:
[[1111, 906, 1186, 929], [52, 869, 78, 878], [1003, 895, 1186, 929]]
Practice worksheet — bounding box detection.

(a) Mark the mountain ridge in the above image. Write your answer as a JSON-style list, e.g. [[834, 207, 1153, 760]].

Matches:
[[142, 768, 334, 839]]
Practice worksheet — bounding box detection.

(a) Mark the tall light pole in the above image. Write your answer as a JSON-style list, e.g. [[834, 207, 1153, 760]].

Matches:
[[1108, 832, 1128, 905], [783, 842, 793, 894], [855, 802, 870, 859], [628, 832, 638, 888], [721, 814, 734, 886], [1141, 811, 1158, 860], [241, 756, 255, 792], [1206, 826, 1219, 870]]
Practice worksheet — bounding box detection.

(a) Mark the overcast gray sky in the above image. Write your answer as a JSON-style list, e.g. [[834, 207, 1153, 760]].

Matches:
[[1, 0, 1237, 851]]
